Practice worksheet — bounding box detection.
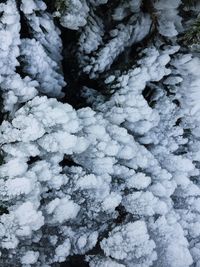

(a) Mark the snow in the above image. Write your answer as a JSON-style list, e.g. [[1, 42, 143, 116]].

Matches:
[[88, 256, 125, 267], [55, 0, 89, 30], [123, 191, 168, 216], [21, 251, 39, 265], [46, 196, 80, 223], [101, 221, 157, 267], [54, 239, 71, 262], [21, 0, 39, 14], [102, 192, 122, 211], [4, 177, 33, 196], [0, 0, 200, 266], [0, 159, 27, 178], [126, 173, 151, 190], [20, 38, 65, 97], [154, 0, 182, 37], [14, 202, 44, 236]]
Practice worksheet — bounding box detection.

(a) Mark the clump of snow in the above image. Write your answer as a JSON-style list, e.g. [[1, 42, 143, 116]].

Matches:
[[21, 251, 39, 265]]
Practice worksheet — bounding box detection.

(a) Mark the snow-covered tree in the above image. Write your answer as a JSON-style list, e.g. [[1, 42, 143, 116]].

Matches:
[[0, 0, 65, 113], [0, 0, 200, 266]]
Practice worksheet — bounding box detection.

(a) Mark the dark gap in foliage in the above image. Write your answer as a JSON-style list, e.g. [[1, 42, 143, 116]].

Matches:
[[60, 26, 105, 109], [79, 74, 105, 94], [0, 95, 9, 126], [16, 9, 31, 78], [43, 0, 55, 13], [175, 117, 182, 126], [59, 155, 81, 168], [98, 0, 121, 32], [0, 203, 9, 215], [153, 214, 161, 222], [183, 128, 191, 139], [174, 146, 188, 155], [15, 64, 27, 79], [27, 156, 41, 165], [172, 99, 180, 107], [60, 255, 89, 267], [60, 27, 88, 109], [0, 100, 5, 124], [172, 195, 187, 209], [0, 151, 4, 166], [179, 0, 199, 14], [19, 10, 31, 39], [142, 85, 155, 104], [115, 204, 127, 224], [190, 175, 199, 184], [141, 0, 156, 14]]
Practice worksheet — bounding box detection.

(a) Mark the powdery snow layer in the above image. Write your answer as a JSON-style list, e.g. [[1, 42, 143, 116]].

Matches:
[[0, 0, 199, 267]]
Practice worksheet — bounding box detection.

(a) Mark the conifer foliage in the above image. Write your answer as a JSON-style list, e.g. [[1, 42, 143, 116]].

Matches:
[[0, 0, 200, 266]]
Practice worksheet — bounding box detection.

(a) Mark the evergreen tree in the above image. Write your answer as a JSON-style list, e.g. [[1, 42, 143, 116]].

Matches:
[[0, 0, 200, 266]]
